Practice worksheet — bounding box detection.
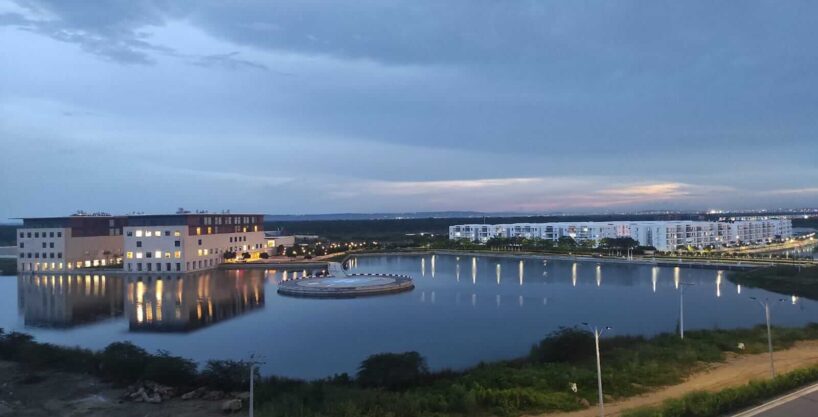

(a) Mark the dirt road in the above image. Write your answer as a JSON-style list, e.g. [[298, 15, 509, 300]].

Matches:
[[534, 340, 818, 417]]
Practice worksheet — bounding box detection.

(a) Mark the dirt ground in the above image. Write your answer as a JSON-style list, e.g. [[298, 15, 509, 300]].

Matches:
[[534, 340, 818, 417], [0, 361, 229, 417]]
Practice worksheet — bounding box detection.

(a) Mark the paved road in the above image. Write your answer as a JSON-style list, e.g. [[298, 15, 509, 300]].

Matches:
[[733, 383, 818, 417]]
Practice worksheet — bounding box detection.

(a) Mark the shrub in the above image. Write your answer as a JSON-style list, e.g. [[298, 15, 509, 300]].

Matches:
[[144, 350, 198, 387], [200, 360, 255, 391], [357, 352, 429, 390], [529, 327, 595, 363], [99, 342, 149, 383]]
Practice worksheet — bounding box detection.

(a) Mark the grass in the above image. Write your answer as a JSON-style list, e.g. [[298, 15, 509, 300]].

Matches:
[[729, 265, 818, 301], [3, 325, 818, 417], [622, 365, 818, 417]]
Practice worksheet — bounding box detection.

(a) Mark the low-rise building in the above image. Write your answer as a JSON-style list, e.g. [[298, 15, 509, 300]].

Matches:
[[123, 213, 266, 273], [449, 218, 792, 251], [16, 215, 126, 273]]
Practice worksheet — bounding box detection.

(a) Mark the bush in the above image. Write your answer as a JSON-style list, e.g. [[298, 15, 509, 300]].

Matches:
[[200, 360, 255, 392], [530, 327, 595, 363], [357, 352, 429, 390], [144, 350, 198, 387], [99, 342, 149, 383]]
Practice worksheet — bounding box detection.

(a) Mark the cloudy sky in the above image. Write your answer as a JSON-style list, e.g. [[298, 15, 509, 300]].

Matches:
[[1, 0, 817, 218]]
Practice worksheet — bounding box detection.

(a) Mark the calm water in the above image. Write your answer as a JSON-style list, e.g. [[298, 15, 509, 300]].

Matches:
[[0, 254, 815, 379]]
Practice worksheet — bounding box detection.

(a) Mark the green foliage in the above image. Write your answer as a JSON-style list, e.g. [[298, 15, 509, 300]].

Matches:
[[144, 350, 198, 386], [529, 327, 595, 363], [622, 365, 818, 417], [357, 352, 429, 390], [557, 236, 577, 248], [200, 360, 256, 391], [99, 342, 150, 383]]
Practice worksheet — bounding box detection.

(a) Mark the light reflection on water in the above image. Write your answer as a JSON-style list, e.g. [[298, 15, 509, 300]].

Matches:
[[0, 254, 815, 379]]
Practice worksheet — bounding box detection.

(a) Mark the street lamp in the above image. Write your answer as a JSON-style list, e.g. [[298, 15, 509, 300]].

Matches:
[[248, 354, 266, 417], [582, 322, 612, 417], [678, 282, 695, 339], [749, 297, 785, 378]]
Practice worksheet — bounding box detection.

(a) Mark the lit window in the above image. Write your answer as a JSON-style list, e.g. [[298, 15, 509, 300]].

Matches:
[[203, 249, 209, 256], [174, 251, 181, 259], [173, 230, 181, 237], [197, 249, 203, 256], [136, 252, 143, 259], [135, 230, 143, 237], [146, 231, 153, 237], [254, 225, 258, 232], [196, 227, 201, 235], [85, 260, 91, 267], [154, 250, 162, 258], [126, 252, 134, 259], [207, 227, 212, 234], [164, 252, 171, 258]]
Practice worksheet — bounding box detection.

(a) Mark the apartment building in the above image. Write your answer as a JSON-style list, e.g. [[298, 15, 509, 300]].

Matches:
[[16, 216, 126, 273], [449, 218, 792, 251], [122, 213, 266, 273]]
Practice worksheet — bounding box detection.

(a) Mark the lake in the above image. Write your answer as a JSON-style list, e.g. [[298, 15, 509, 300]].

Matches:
[[0, 253, 815, 379]]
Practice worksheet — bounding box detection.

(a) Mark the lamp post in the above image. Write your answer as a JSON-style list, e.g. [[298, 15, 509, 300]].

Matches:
[[582, 322, 612, 417], [248, 354, 265, 417], [749, 297, 785, 378], [678, 282, 695, 339]]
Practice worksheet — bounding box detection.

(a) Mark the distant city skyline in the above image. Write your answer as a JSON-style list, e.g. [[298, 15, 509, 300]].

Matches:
[[2, 1, 818, 218]]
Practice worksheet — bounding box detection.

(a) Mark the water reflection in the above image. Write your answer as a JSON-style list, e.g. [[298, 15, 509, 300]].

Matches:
[[17, 274, 124, 328], [125, 271, 264, 332]]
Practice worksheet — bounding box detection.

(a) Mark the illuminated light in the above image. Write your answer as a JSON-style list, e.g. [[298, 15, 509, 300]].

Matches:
[[519, 260, 524, 286], [136, 252, 143, 259], [572, 263, 578, 287], [156, 279, 163, 322], [737, 284, 742, 294], [496, 263, 501, 284], [146, 231, 153, 237], [174, 251, 181, 259], [421, 258, 425, 277], [674, 267, 680, 289], [652, 267, 659, 293], [596, 265, 602, 287], [135, 230, 143, 237], [207, 227, 212, 234], [203, 249, 209, 256], [164, 252, 171, 258], [792, 295, 798, 305], [85, 260, 91, 267], [196, 227, 201, 235], [127, 252, 134, 259], [154, 251, 162, 259], [174, 230, 181, 237], [431, 255, 436, 278], [471, 257, 477, 284], [456, 264, 460, 282], [197, 249, 203, 256], [716, 271, 723, 298]]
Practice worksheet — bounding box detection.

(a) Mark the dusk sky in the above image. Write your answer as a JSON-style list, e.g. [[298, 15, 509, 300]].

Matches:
[[1, 0, 817, 218]]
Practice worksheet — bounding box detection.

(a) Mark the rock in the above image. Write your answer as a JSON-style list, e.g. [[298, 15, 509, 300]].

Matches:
[[145, 393, 162, 404], [221, 399, 242, 413], [232, 392, 250, 400], [579, 398, 591, 408], [203, 390, 226, 401], [0, 401, 13, 416]]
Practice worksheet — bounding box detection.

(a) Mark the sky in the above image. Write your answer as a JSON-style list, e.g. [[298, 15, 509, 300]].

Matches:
[[1, 0, 817, 218]]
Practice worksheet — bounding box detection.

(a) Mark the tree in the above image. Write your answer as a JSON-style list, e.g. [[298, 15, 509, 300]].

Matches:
[[259, 252, 270, 259], [222, 251, 236, 260], [357, 351, 429, 390], [241, 252, 251, 260], [276, 245, 285, 256], [285, 247, 298, 258], [557, 236, 577, 248]]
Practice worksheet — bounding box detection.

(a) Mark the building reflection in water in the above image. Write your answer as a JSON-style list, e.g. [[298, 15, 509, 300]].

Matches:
[[125, 270, 264, 332], [17, 274, 124, 328]]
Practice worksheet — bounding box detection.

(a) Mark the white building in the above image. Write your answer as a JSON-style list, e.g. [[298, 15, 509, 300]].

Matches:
[[448, 218, 792, 251], [16, 216, 125, 273], [123, 213, 267, 273]]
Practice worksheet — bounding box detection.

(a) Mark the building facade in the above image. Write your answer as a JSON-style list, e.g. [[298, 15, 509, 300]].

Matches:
[[123, 214, 266, 273], [16, 216, 126, 273], [448, 218, 793, 251]]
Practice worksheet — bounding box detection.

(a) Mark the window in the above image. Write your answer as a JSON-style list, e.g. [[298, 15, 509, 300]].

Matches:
[[146, 252, 152, 258], [176, 263, 181, 271], [197, 249, 203, 256], [136, 241, 142, 248], [135, 230, 143, 237], [49, 242, 54, 248], [49, 253, 54, 258], [57, 232, 62, 237], [207, 226, 212, 234], [166, 263, 171, 271], [173, 230, 181, 237], [155, 230, 161, 237], [147, 263, 152, 272], [34, 232, 39, 238], [203, 249, 209, 256], [198, 239, 202, 246], [126, 252, 134, 259], [42, 242, 46, 248], [196, 227, 201, 235], [27, 232, 31, 238], [50, 232, 54, 238], [136, 252, 143, 259], [27, 253, 31, 258], [127, 231, 133, 237], [155, 251, 162, 258], [164, 252, 171, 258], [165, 230, 170, 236], [19, 242, 24, 248], [145, 230, 153, 237], [137, 263, 142, 271], [19, 232, 23, 238], [174, 251, 181, 258], [19, 253, 24, 258], [57, 253, 62, 259], [174, 240, 181, 247]]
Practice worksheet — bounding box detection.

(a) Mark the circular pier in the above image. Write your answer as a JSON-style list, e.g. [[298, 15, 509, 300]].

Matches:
[[277, 273, 414, 298]]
